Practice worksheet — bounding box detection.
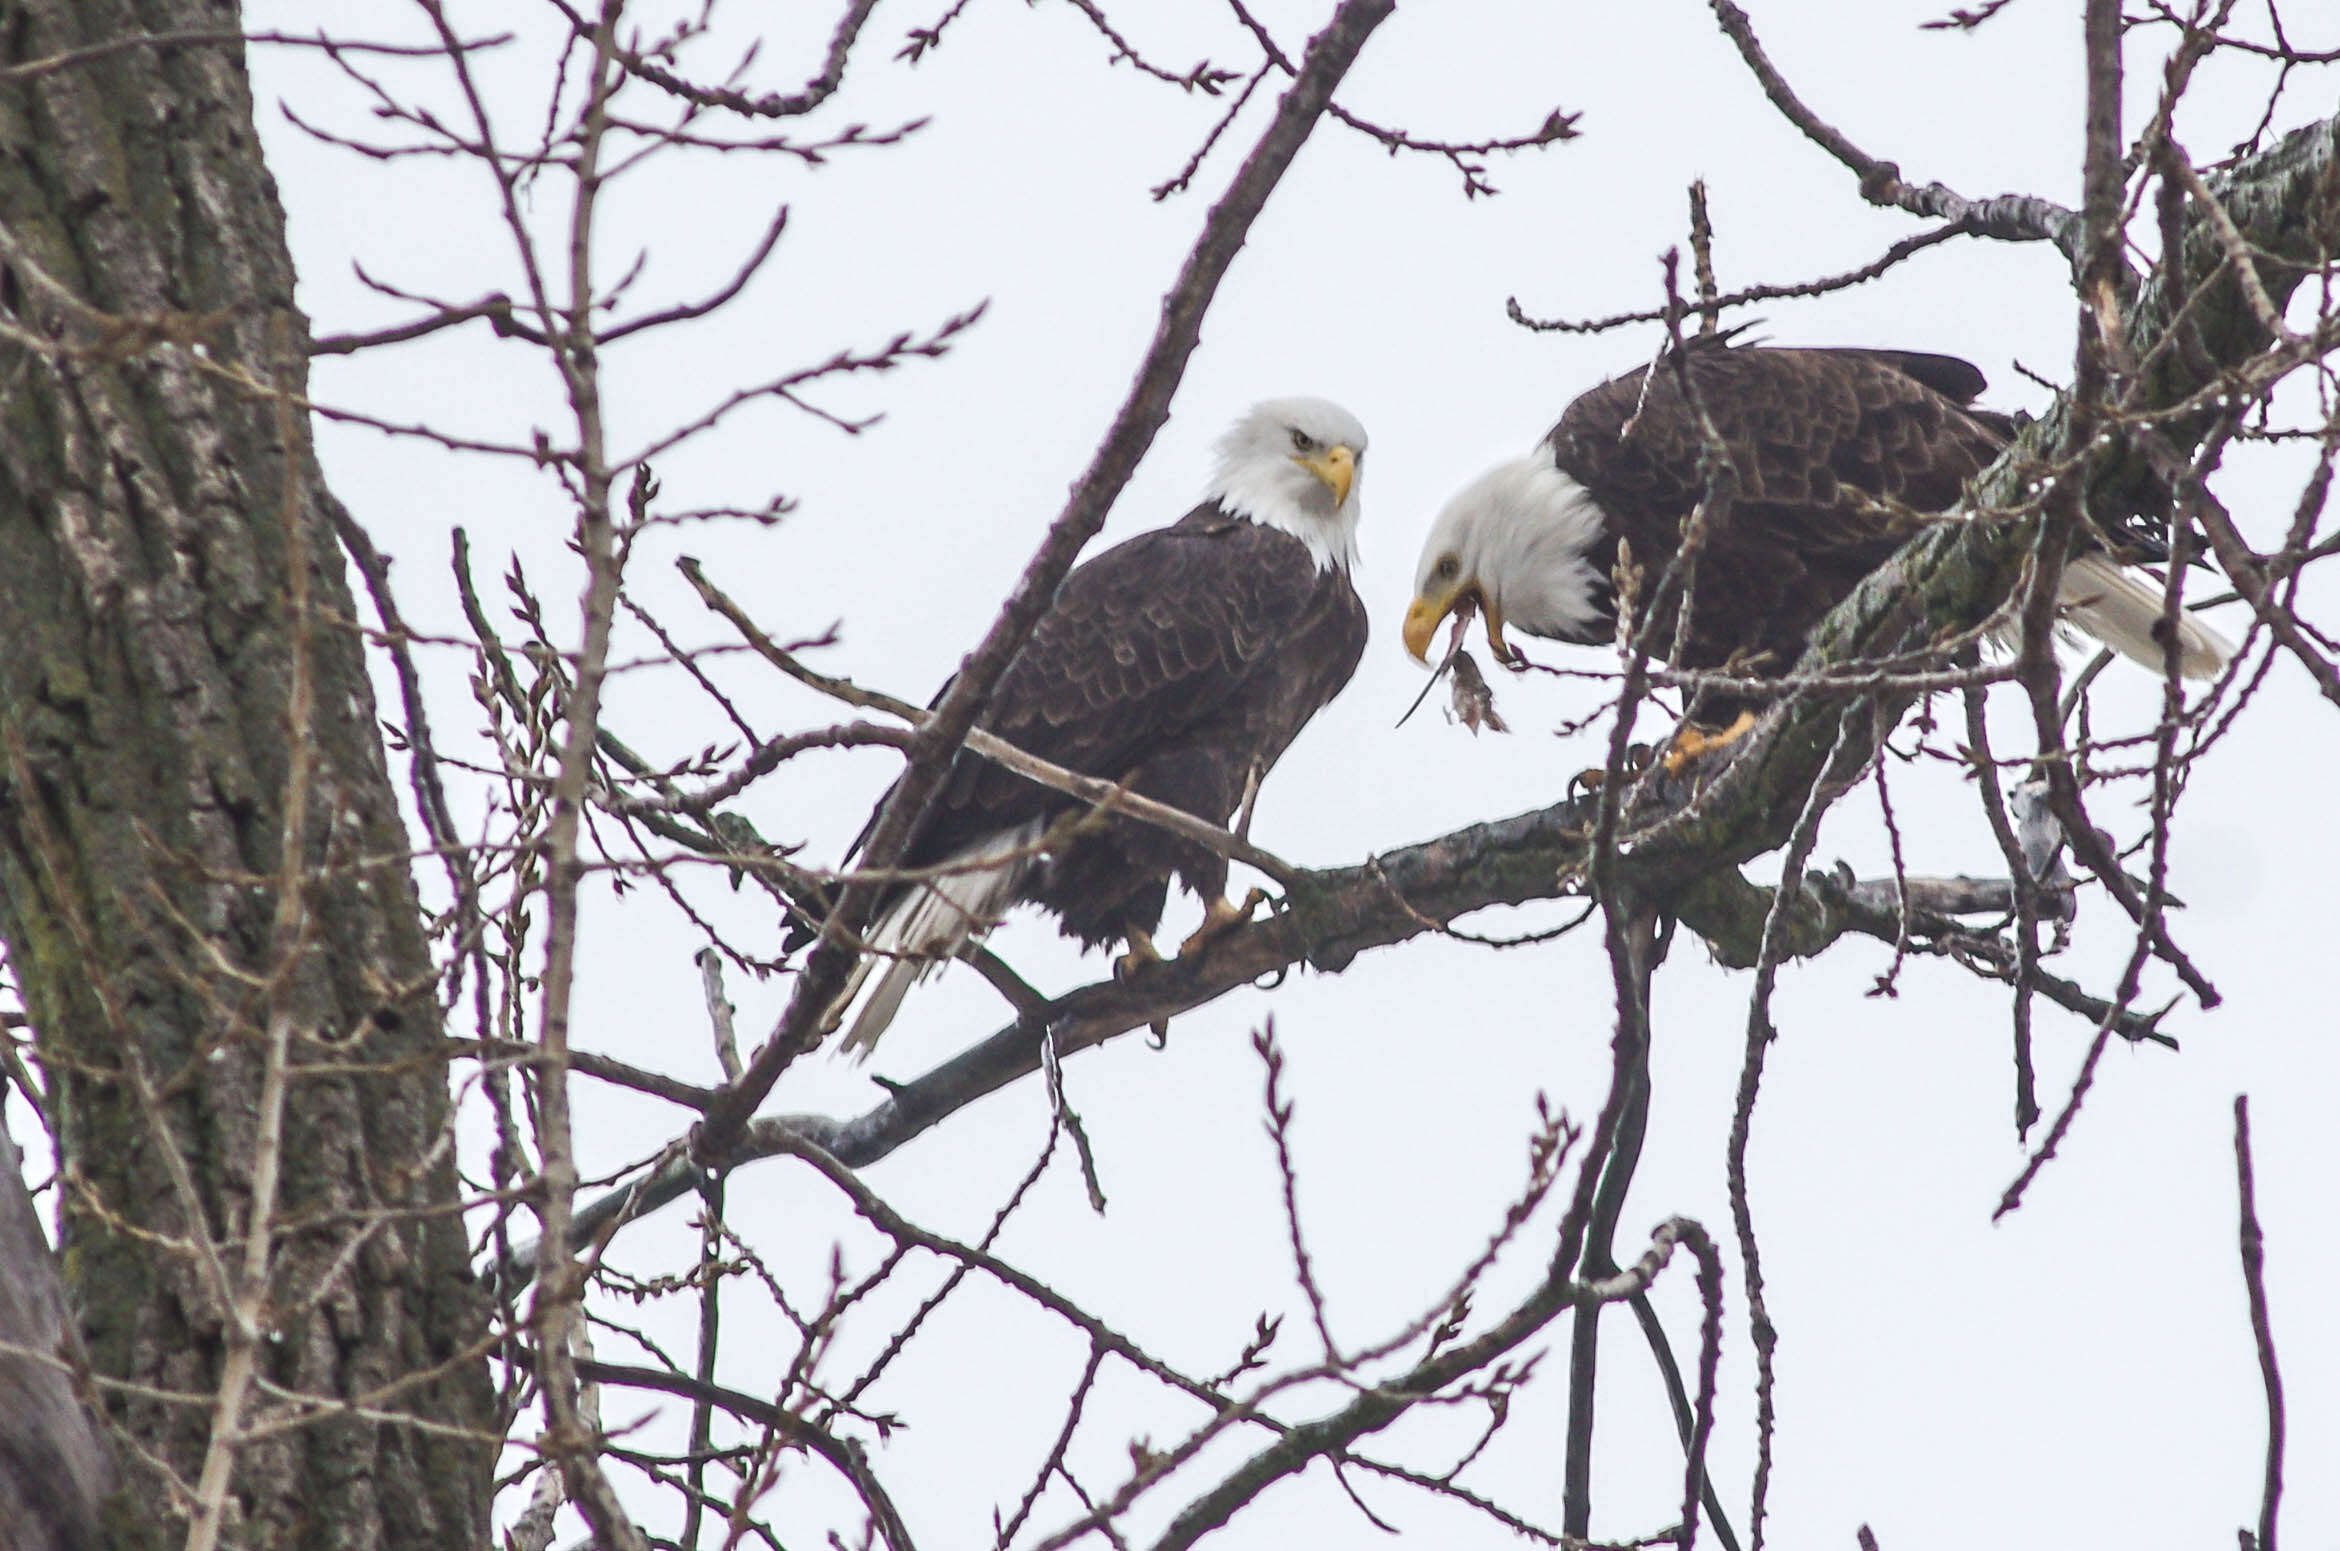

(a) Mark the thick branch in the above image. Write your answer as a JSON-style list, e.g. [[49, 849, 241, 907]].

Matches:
[[504, 804, 2126, 1284], [507, 102, 2340, 1288], [690, 0, 1400, 1163]]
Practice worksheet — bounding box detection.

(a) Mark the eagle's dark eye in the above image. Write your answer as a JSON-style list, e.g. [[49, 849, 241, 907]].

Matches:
[[1290, 429, 1315, 453], [1436, 555, 1460, 580]]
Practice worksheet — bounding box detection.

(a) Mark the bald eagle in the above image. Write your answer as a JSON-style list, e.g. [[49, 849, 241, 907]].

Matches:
[[1404, 343, 2231, 735], [828, 399, 1371, 1056]]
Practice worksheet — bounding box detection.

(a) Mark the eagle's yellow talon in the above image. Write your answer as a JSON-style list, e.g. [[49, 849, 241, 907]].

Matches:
[[1402, 352, 2235, 813], [1660, 709, 1759, 778], [1180, 889, 1267, 957], [1116, 930, 1162, 981], [833, 400, 1367, 1061], [1113, 930, 1173, 1040]]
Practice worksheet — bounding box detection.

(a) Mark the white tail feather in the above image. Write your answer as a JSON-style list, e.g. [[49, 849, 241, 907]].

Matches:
[[1992, 554, 2234, 679], [2053, 554, 2233, 679], [829, 820, 1040, 1060]]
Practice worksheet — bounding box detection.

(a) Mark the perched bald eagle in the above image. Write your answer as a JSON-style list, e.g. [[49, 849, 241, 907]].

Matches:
[[828, 399, 1371, 1056], [1405, 343, 2231, 732]]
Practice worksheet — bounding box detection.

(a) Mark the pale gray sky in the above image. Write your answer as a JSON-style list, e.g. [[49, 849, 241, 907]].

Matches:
[[248, 2, 2337, 1546]]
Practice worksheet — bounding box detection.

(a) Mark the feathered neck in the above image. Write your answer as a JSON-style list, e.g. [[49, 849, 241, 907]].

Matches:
[[1202, 463, 1361, 574], [1436, 455, 1608, 641]]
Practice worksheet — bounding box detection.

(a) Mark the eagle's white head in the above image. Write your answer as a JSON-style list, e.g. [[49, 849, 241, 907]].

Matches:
[[1203, 397, 1369, 573], [1404, 452, 1609, 663]]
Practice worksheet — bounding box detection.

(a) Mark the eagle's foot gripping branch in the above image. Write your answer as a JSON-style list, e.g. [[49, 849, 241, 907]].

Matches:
[[1181, 888, 1268, 958], [1659, 708, 1759, 778], [1566, 708, 1760, 798], [1117, 929, 1175, 1043], [1115, 930, 1163, 982]]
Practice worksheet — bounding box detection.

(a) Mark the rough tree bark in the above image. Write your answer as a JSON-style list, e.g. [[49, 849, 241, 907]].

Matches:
[[1, 1120, 113, 1550], [0, 2, 493, 1547]]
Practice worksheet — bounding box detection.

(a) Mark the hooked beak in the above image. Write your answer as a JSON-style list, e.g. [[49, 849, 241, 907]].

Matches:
[[1404, 582, 1511, 665], [1293, 444, 1357, 509]]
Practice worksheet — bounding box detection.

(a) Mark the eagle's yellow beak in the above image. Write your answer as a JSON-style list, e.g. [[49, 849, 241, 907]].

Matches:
[[1404, 582, 1510, 665], [1403, 589, 1454, 664], [1294, 444, 1357, 509]]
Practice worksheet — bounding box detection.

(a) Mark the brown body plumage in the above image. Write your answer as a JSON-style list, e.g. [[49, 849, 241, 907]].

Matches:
[[820, 394, 1372, 1057], [897, 504, 1367, 949], [1545, 345, 2008, 670], [1407, 341, 2230, 712]]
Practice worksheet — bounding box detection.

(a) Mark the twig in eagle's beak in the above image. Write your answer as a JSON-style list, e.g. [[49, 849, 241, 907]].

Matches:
[[1396, 597, 1478, 728]]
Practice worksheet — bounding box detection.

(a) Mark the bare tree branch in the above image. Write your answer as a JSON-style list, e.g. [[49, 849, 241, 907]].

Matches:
[[2234, 1095, 2286, 1551], [690, 0, 1404, 1164], [1706, 0, 2081, 248]]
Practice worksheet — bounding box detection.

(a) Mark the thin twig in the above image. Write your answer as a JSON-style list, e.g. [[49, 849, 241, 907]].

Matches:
[[2233, 1095, 2285, 1551], [685, 8, 1399, 1165], [1707, 0, 2079, 249]]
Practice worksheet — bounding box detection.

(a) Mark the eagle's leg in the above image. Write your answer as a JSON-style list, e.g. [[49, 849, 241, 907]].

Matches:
[[1567, 745, 1654, 797], [1660, 709, 1759, 777], [1569, 709, 1759, 796], [1114, 930, 1172, 1042], [1180, 888, 1268, 957], [1115, 929, 1163, 981]]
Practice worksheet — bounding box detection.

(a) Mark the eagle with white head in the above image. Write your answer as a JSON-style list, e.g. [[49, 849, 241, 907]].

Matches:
[[825, 398, 1370, 1056], [1405, 342, 2231, 747]]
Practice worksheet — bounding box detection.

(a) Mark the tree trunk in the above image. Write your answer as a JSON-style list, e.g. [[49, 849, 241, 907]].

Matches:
[[1, 1118, 113, 1551], [0, 2, 494, 1546]]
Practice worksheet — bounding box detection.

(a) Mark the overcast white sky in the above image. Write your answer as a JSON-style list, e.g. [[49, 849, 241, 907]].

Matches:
[[241, 2, 2339, 1547]]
